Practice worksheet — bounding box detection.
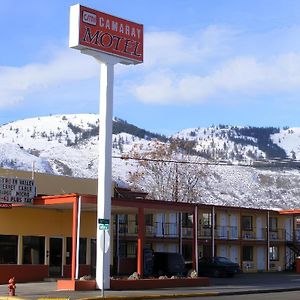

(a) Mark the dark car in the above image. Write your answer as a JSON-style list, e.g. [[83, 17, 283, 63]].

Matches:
[[198, 256, 241, 277], [152, 252, 186, 277]]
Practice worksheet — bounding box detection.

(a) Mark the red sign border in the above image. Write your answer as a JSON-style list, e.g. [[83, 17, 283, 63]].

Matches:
[[69, 4, 144, 64]]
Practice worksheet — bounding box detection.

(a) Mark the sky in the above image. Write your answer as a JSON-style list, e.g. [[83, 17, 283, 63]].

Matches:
[[1, 1, 300, 135]]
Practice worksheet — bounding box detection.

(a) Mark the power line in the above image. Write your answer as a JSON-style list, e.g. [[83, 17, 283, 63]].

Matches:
[[112, 155, 300, 169]]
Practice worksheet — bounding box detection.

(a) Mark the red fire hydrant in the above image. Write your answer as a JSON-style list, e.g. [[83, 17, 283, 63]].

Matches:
[[8, 277, 16, 296]]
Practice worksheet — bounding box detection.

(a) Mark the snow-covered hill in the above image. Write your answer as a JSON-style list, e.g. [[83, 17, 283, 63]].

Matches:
[[0, 114, 155, 178], [1, 114, 300, 209]]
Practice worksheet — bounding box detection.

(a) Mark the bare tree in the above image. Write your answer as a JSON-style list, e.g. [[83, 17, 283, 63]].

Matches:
[[127, 140, 208, 203]]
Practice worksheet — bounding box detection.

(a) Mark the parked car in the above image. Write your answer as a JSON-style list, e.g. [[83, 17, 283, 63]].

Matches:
[[152, 252, 186, 277], [197, 256, 241, 277]]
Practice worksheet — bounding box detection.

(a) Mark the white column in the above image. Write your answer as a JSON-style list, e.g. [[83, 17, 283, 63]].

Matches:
[[17, 235, 23, 265], [76, 196, 82, 279], [94, 54, 120, 290], [80, 50, 121, 291], [62, 237, 66, 278]]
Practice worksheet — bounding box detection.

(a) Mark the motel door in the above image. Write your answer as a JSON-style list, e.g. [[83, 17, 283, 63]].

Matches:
[[230, 215, 238, 239], [256, 217, 264, 240], [285, 217, 293, 241], [230, 245, 238, 263], [219, 213, 228, 239], [257, 246, 266, 271], [156, 213, 164, 237], [91, 239, 96, 277], [169, 213, 177, 237], [219, 245, 227, 257], [49, 237, 63, 277]]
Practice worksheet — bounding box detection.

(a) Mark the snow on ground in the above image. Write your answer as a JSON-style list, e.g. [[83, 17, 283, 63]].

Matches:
[[271, 128, 300, 159], [1, 114, 300, 209]]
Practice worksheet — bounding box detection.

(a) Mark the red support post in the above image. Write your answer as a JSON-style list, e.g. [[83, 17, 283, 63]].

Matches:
[[192, 206, 199, 272], [137, 207, 145, 276]]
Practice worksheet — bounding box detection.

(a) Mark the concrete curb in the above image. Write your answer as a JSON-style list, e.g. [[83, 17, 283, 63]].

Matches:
[[0, 297, 28, 300], [79, 287, 300, 300], [1, 286, 300, 300], [79, 292, 220, 300], [217, 287, 300, 296]]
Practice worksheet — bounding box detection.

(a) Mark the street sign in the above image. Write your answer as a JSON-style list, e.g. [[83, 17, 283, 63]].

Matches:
[[98, 218, 110, 230]]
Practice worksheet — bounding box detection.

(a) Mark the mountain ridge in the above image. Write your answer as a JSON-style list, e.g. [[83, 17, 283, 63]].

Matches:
[[1, 113, 300, 210]]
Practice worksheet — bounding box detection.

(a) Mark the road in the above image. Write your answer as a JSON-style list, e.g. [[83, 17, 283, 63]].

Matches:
[[147, 290, 300, 300]]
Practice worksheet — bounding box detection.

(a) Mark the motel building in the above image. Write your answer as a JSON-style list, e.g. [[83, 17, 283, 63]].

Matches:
[[0, 168, 300, 285]]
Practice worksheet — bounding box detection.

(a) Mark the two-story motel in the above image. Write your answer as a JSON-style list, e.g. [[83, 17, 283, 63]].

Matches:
[[0, 168, 299, 284]]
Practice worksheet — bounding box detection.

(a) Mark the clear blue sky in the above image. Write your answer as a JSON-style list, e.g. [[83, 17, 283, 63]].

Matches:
[[1, 0, 300, 135]]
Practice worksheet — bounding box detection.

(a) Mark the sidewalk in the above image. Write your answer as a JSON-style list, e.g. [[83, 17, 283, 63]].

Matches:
[[0, 272, 300, 299]]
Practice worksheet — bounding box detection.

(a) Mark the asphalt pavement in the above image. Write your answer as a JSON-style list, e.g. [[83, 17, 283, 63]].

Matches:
[[0, 272, 300, 300]]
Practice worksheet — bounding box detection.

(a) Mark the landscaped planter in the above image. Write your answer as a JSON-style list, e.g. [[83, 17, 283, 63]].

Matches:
[[110, 277, 210, 290], [57, 277, 210, 291]]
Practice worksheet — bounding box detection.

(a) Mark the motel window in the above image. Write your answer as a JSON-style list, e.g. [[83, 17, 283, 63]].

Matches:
[[127, 242, 137, 258], [201, 212, 216, 228], [182, 244, 192, 261], [119, 242, 127, 258], [269, 217, 278, 232], [119, 214, 128, 234], [79, 238, 87, 264], [66, 237, 87, 265], [296, 216, 300, 229], [269, 246, 279, 261], [23, 236, 45, 264], [0, 235, 18, 264], [145, 214, 153, 226], [242, 216, 253, 231], [242, 246, 253, 261], [202, 213, 211, 228], [119, 242, 137, 258], [119, 214, 128, 225], [182, 213, 193, 228]]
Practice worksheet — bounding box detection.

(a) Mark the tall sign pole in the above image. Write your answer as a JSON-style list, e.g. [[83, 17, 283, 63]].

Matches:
[[69, 4, 143, 290]]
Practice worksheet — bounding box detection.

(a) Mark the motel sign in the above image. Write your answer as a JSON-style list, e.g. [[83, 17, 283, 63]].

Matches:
[[69, 4, 143, 291], [69, 5, 143, 64]]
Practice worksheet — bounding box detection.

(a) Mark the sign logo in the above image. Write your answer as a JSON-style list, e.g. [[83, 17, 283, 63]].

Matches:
[[82, 11, 97, 25], [69, 4, 143, 64]]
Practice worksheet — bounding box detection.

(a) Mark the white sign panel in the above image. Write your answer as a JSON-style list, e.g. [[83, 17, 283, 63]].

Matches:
[[0, 177, 36, 204]]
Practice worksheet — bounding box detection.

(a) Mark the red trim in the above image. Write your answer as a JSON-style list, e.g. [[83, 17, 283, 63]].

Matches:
[[279, 209, 300, 215], [34, 194, 77, 205], [112, 198, 194, 212], [192, 209, 197, 269], [34, 193, 283, 216], [80, 195, 97, 204], [0, 265, 48, 284], [110, 277, 210, 290], [57, 279, 96, 291], [137, 207, 145, 276]]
